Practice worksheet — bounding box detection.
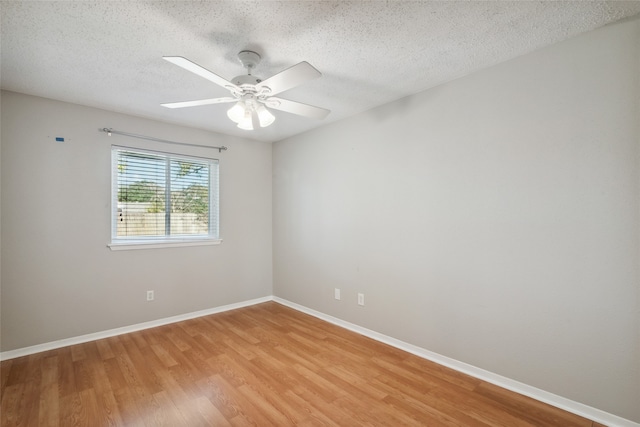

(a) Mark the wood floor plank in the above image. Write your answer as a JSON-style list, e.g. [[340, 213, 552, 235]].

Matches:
[[112, 386, 144, 427], [147, 389, 191, 427], [38, 381, 59, 427], [402, 353, 481, 391], [57, 347, 76, 399], [290, 363, 346, 404], [95, 338, 116, 361], [5, 357, 28, 388], [58, 391, 88, 427], [194, 395, 232, 427], [473, 381, 592, 427], [237, 383, 294, 425], [2, 383, 25, 426], [1, 302, 608, 426], [272, 343, 324, 373], [211, 374, 276, 426], [1, 359, 13, 390], [294, 387, 356, 426], [102, 357, 127, 393], [195, 374, 240, 421], [70, 344, 87, 362], [322, 364, 388, 401], [94, 389, 125, 427], [373, 376, 493, 427]]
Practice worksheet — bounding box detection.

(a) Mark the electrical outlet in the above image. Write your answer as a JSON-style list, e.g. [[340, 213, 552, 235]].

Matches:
[[146, 290, 154, 301], [358, 293, 365, 306], [334, 288, 341, 300]]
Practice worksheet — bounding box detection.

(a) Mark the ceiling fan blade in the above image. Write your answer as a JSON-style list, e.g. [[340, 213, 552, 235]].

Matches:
[[161, 97, 236, 109], [265, 97, 330, 120], [256, 61, 321, 96], [163, 56, 240, 92]]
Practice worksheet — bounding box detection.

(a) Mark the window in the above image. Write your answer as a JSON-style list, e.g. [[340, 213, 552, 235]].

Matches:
[[110, 146, 219, 249]]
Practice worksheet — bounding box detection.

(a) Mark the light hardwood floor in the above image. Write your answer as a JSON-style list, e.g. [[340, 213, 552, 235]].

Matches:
[[1, 302, 604, 426]]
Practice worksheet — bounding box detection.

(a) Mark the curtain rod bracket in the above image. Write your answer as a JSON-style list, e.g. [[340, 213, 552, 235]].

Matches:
[[99, 128, 227, 153]]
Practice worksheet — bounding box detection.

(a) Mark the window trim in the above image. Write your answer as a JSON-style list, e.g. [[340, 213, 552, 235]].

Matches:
[[109, 145, 220, 250], [107, 238, 222, 251]]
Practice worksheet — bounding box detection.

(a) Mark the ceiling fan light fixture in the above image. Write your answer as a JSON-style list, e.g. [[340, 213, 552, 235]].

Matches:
[[237, 108, 254, 130], [227, 102, 245, 123], [256, 104, 275, 127], [231, 100, 275, 130], [251, 108, 260, 130]]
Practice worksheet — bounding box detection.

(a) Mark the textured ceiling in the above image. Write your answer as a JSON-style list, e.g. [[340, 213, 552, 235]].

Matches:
[[2, 1, 640, 143]]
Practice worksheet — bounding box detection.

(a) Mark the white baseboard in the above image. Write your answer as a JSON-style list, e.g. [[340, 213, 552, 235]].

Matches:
[[2, 295, 637, 427], [273, 297, 640, 427], [0, 296, 272, 361]]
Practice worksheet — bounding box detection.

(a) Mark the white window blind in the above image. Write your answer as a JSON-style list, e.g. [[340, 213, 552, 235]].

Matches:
[[111, 146, 219, 244]]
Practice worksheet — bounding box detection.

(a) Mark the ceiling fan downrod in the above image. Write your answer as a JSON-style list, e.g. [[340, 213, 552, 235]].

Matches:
[[237, 50, 261, 75]]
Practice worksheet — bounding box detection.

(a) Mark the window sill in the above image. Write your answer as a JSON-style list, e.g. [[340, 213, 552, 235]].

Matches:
[[108, 238, 222, 251]]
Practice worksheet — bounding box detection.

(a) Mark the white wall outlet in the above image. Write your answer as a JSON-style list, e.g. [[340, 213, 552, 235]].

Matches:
[[146, 290, 154, 301], [334, 288, 341, 300], [358, 293, 365, 306]]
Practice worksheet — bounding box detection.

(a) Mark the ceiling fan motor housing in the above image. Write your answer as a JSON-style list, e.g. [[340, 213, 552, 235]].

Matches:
[[232, 74, 262, 86]]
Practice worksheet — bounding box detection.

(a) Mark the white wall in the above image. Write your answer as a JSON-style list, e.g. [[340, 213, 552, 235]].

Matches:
[[0, 91, 272, 351], [273, 18, 640, 422]]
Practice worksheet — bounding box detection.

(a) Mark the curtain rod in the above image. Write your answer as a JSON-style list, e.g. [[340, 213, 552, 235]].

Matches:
[[99, 128, 228, 153]]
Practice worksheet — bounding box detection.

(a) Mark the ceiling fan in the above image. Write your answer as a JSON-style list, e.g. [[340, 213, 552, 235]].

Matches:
[[161, 50, 330, 131]]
